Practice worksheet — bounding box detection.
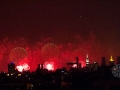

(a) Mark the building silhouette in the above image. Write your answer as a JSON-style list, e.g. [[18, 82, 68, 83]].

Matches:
[[86, 54, 89, 67], [101, 57, 106, 66], [117, 56, 120, 64], [8, 62, 15, 74], [0, 56, 120, 90], [67, 57, 81, 70]]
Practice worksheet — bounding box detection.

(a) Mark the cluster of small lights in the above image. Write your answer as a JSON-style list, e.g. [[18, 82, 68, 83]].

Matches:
[[10, 47, 28, 64], [6, 73, 22, 77]]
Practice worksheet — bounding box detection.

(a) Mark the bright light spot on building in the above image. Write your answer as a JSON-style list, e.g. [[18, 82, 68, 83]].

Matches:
[[72, 64, 77, 68], [11, 74, 13, 76], [113, 68, 116, 70], [61, 71, 64, 73], [7, 74, 9, 76], [64, 72, 67, 74], [94, 62, 96, 63], [18, 74, 21, 76]]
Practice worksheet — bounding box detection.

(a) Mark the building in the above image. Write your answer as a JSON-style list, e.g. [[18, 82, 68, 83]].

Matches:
[[86, 54, 89, 67], [91, 62, 99, 71], [36, 64, 44, 73], [109, 56, 114, 67], [117, 56, 120, 64], [40, 64, 44, 69], [8, 62, 15, 74], [101, 57, 106, 66], [76, 57, 79, 68], [67, 57, 81, 70]]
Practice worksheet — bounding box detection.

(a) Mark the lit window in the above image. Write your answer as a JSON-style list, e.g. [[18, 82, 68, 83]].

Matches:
[[18, 74, 21, 76], [7, 74, 9, 76]]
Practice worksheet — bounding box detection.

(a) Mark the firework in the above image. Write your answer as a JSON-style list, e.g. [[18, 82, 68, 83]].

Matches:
[[41, 43, 60, 62], [10, 47, 28, 64], [44, 61, 54, 71], [16, 63, 30, 72]]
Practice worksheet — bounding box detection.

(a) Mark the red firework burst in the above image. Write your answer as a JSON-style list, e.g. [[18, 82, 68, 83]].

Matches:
[[10, 47, 28, 64], [41, 43, 60, 63], [44, 62, 54, 71], [16, 63, 30, 72]]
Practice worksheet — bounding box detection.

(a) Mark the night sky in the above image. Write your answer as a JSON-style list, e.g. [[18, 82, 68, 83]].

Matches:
[[0, 1, 120, 62]]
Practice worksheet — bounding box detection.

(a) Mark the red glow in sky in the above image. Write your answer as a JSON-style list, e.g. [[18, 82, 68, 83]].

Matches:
[[80, 61, 86, 68], [0, 34, 104, 72]]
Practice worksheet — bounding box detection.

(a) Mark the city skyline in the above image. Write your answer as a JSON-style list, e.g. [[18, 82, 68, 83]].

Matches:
[[0, 1, 120, 90]]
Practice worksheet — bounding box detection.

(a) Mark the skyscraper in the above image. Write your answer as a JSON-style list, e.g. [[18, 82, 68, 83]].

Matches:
[[86, 54, 89, 67], [117, 56, 120, 64], [76, 57, 79, 69], [91, 62, 99, 71], [8, 62, 15, 74], [101, 57, 106, 66]]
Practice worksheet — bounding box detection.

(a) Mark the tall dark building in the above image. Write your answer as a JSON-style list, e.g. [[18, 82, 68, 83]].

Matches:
[[117, 56, 120, 64], [8, 62, 15, 74], [101, 57, 106, 66], [37, 64, 44, 69], [92, 62, 99, 71], [36, 64, 44, 73], [79, 63, 81, 69], [76, 57, 79, 69]]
